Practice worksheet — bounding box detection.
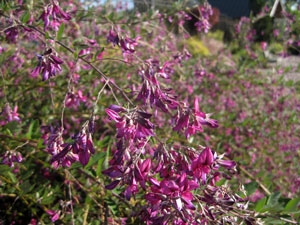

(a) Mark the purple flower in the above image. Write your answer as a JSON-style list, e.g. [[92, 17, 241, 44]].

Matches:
[[32, 49, 63, 81], [1, 104, 21, 124], [5, 27, 18, 43], [191, 147, 214, 184], [39, 1, 71, 30], [1, 151, 23, 168], [46, 210, 60, 222], [105, 106, 154, 140]]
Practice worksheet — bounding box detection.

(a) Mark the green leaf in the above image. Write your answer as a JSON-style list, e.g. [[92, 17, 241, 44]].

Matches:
[[267, 192, 281, 206], [45, 31, 52, 40], [7, 172, 16, 183], [284, 198, 300, 213], [244, 181, 258, 196], [0, 165, 12, 175], [91, 47, 104, 62], [96, 156, 106, 177], [285, 80, 294, 87], [41, 194, 55, 204], [107, 12, 115, 22], [26, 120, 35, 139], [255, 197, 267, 212], [57, 23, 65, 41], [215, 178, 226, 187], [20, 180, 34, 194], [73, 49, 79, 60], [84, 152, 106, 169], [70, 161, 82, 169], [99, 136, 111, 148], [3, 121, 20, 135], [21, 11, 30, 24], [124, 88, 132, 93], [262, 217, 284, 224]]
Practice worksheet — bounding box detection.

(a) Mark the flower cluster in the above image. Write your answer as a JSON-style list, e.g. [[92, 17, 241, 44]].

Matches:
[[173, 97, 218, 138], [103, 94, 237, 223], [39, 1, 71, 30], [5, 27, 19, 43], [1, 151, 23, 168], [1, 103, 21, 125], [136, 60, 179, 112], [194, 3, 213, 33], [105, 105, 154, 140], [65, 90, 87, 109], [107, 29, 140, 54], [103, 136, 238, 224], [177, 11, 192, 26], [31, 48, 63, 81], [43, 121, 95, 168]]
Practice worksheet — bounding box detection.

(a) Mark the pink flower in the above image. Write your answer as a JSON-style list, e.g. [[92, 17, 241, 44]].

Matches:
[[46, 210, 60, 222], [261, 42, 267, 51]]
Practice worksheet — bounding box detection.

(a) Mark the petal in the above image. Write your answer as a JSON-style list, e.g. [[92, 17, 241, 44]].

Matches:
[[79, 150, 90, 166], [105, 180, 120, 190], [175, 198, 183, 211], [105, 108, 121, 121]]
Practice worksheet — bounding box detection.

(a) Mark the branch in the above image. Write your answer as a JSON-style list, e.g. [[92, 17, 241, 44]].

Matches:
[[25, 24, 135, 107]]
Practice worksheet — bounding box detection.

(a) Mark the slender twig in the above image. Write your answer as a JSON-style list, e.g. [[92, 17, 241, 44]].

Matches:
[[0, 134, 38, 145], [24, 24, 135, 107], [0, 69, 8, 103], [92, 79, 110, 115], [239, 165, 271, 196], [13, 140, 29, 151], [77, 168, 132, 209], [100, 57, 133, 65], [82, 204, 90, 225], [68, 182, 75, 225], [61, 61, 76, 132], [48, 80, 56, 112]]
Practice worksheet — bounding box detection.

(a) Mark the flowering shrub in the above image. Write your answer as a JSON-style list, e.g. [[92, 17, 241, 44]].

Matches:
[[0, 0, 299, 224]]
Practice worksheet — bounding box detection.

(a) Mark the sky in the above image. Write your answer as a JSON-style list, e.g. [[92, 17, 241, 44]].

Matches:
[[81, 0, 134, 9]]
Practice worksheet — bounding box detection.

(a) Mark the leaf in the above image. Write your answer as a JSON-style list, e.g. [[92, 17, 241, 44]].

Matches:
[[21, 11, 30, 23], [26, 120, 36, 139], [41, 194, 55, 204], [73, 49, 79, 60], [70, 161, 82, 169], [99, 136, 111, 148], [0, 165, 12, 175], [216, 179, 226, 187], [266, 192, 281, 206], [20, 180, 34, 194], [244, 181, 258, 196], [283, 198, 300, 213], [96, 156, 106, 177], [7, 172, 16, 183], [285, 80, 294, 87], [91, 47, 105, 62], [107, 12, 115, 21], [45, 31, 53, 40], [84, 152, 106, 169], [255, 197, 267, 212], [57, 23, 65, 41], [3, 121, 20, 135], [262, 217, 284, 224]]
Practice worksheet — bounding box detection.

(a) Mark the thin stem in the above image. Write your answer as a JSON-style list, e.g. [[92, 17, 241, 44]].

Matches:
[[25, 24, 135, 107], [68, 182, 75, 225], [92, 79, 110, 115], [239, 165, 271, 196], [48, 80, 56, 112], [60, 61, 76, 132], [100, 57, 133, 65], [77, 168, 132, 209], [0, 69, 8, 103]]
